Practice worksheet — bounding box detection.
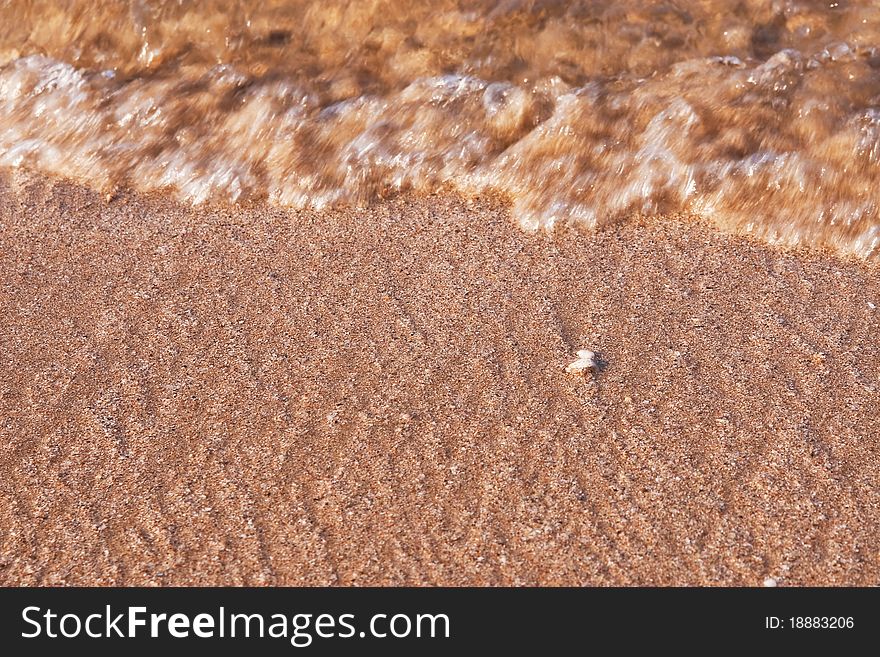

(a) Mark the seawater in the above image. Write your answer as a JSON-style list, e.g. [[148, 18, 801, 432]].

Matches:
[[2, 1, 880, 256]]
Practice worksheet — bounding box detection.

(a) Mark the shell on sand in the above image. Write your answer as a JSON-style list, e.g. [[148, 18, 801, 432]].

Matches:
[[566, 349, 598, 374]]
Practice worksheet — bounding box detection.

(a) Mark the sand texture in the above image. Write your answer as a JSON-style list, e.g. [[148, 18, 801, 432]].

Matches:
[[1, 171, 879, 586]]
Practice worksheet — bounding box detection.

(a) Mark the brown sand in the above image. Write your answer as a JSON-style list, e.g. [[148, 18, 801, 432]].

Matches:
[[1, 170, 879, 586]]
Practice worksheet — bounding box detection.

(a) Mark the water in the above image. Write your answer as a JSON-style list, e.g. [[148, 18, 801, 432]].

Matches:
[[2, 1, 880, 256]]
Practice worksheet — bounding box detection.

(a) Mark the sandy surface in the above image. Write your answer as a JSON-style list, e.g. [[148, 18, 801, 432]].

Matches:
[[1, 170, 879, 586]]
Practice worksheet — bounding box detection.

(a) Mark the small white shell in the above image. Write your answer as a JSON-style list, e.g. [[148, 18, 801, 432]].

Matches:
[[566, 349, 598, 374]]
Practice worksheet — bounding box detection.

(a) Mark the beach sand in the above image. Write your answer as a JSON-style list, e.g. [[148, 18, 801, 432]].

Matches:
[[1, 170, 878, 586]]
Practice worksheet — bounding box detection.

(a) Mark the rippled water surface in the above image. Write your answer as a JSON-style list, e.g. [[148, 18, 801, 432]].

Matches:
[[2, 1, 880, 255]]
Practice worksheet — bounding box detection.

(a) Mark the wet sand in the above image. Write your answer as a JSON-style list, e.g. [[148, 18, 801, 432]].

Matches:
[[1, 170, 879, 586]]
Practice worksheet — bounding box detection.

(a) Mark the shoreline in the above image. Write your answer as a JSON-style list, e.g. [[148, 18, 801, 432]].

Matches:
[[1, 171, 879, 585]]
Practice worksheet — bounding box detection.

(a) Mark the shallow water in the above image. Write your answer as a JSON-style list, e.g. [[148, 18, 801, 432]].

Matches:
[[2, 1, 880, 256]]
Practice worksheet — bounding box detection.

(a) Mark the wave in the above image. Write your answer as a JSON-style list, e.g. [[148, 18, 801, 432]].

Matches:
[[2, 1, 880, 256]]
